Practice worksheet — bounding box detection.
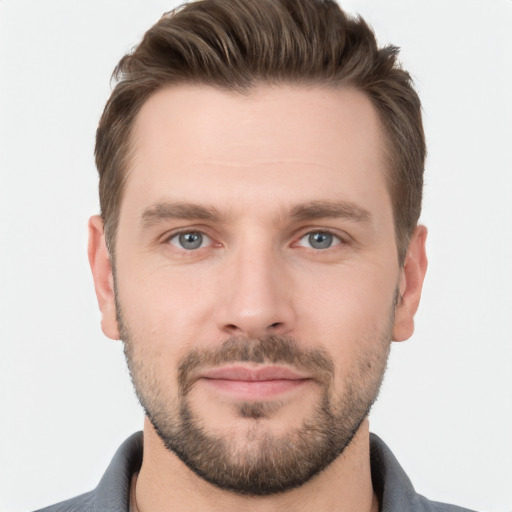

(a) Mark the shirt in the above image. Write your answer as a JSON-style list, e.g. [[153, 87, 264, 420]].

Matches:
[[34, 432, 477, 512]]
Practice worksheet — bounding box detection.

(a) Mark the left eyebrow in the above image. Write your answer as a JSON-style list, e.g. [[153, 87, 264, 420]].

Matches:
[[140, 201, 225, 228], [287, 200, 372, 223]]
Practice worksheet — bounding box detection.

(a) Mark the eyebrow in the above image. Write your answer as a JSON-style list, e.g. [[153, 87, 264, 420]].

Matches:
[[288, 201, 372, 223], [140, 202, 225, 228], [139, 199, 372, 228]]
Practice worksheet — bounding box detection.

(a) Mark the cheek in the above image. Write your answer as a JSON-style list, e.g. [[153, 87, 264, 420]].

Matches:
[[303, 270, 395, 394], [116, 256, 218, 338], [293, 260, 398, 337], [292, 261, 396, 397]]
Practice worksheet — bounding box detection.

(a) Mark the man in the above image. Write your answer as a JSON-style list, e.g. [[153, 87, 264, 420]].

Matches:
[[35, 0, 475, 510]]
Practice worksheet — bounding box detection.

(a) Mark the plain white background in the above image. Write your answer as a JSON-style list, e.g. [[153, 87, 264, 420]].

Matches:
[[1, 1, 511, 511]]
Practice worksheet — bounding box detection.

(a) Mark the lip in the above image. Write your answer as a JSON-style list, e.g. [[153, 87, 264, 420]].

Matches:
[[197, 365, 312, 400], [200, 365, 310, 381]]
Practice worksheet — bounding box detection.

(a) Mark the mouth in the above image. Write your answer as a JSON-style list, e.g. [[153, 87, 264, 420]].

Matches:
[[196, 365, 313, 400]]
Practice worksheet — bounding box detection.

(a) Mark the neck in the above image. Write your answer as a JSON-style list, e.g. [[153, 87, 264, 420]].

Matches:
[[134, 417, 378, 512]]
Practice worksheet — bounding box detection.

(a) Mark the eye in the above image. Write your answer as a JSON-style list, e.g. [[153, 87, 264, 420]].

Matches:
[[168, 231, 211, 250], [297, 231, 341, 250]]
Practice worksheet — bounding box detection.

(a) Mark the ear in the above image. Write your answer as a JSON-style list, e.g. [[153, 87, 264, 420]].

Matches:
[[392, 225, 428, 342], [88, 215, 120, 340]]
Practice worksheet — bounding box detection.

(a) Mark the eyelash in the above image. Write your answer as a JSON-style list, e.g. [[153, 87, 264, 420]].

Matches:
[[165, 229, 216, 250], [295, 229, 344, 250], [163, 228, 347, 253]]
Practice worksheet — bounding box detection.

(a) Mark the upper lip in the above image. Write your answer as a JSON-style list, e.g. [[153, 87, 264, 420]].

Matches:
[[199, 365, 310, 381]]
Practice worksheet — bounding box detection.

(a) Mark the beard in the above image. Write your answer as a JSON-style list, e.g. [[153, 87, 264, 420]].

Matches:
[[118, 304, 393, 496]]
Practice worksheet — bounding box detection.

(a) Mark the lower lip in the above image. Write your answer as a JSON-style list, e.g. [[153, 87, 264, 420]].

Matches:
[[200, 378, 310, 400]]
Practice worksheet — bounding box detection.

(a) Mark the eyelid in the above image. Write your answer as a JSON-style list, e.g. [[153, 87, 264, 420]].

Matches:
[[159, 225, 215, 242], [157, 225, 350, 250], [296, 229, 342, 248], [293, 226, 349, 244], [168, 230, 212, 249]]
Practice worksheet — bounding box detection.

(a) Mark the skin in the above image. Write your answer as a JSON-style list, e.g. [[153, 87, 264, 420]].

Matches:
[[89, 84, 427, 512]]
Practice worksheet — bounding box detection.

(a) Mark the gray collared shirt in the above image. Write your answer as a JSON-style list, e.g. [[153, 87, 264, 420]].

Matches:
[[34, 432, 477, 512]]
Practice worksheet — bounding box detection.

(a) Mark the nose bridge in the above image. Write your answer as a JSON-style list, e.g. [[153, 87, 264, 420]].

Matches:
[[216, 234, 294, 337]]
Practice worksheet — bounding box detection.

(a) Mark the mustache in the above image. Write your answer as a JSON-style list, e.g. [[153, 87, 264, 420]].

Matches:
[[178, 335, 334, 395]]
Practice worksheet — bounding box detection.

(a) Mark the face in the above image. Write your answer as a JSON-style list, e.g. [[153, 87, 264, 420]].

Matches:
[[90, 84, 426, 495]]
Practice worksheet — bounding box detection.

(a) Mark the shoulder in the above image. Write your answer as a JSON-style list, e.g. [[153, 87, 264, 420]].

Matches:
[[370, 433, 479, 512], [31, 432, 143, 512], [32, 491, 95, 512], [414, 494, 478, 512]]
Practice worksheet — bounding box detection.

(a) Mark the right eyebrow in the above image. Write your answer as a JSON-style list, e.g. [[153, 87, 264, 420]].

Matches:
[[140, 202, 225, 228]]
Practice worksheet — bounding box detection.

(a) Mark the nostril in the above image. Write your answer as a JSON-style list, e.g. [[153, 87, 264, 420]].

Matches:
[[221, 320, 289, 338]]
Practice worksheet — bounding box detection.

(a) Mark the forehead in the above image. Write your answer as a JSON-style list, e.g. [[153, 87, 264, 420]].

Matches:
[[123, 84, 391, 222]]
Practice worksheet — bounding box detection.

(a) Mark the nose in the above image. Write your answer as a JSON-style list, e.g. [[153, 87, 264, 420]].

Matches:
[[215, 244, 296, 339]]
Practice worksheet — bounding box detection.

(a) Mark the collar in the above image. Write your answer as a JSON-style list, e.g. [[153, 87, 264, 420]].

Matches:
[[91, 431, 467, 512]]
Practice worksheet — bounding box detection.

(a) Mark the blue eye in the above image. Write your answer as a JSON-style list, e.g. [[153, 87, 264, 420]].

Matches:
[[298, 231, 341, 250], [169, 231, 210, 250]]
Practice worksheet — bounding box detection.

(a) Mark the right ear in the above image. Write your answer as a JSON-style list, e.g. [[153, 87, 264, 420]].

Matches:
[[88, 215, 120, 340]]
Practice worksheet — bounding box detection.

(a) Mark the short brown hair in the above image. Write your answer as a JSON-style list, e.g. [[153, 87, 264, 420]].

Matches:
[[95, 0, 425, 264]]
